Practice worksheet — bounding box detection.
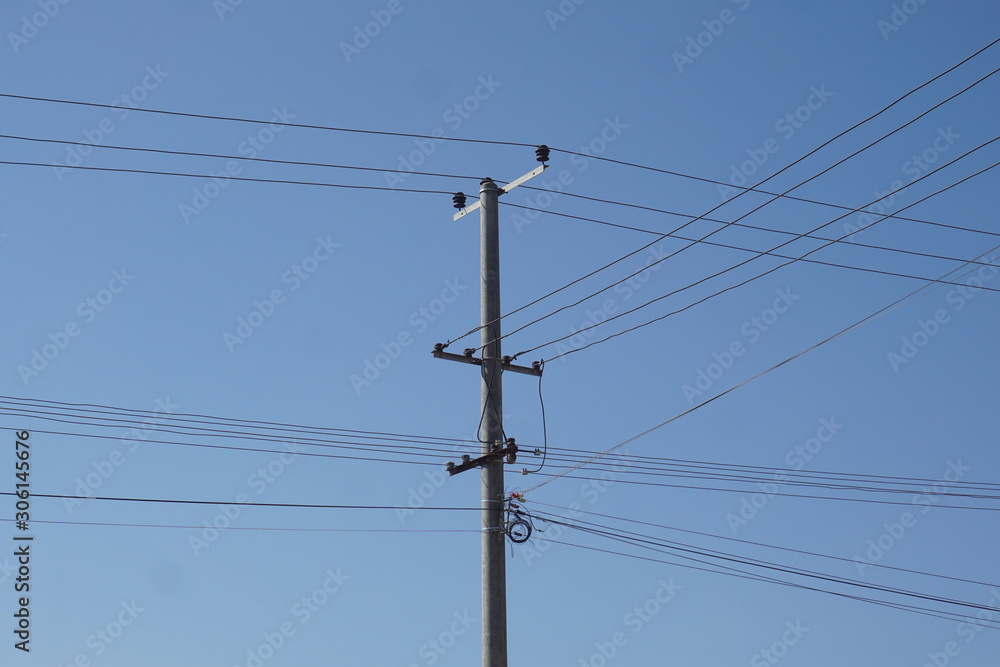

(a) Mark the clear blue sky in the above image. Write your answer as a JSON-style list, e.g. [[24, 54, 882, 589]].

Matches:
[[1, 0, 998, 665]]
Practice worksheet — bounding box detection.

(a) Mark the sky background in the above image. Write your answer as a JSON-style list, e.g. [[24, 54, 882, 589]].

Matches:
[[1, 0, 999, 665]]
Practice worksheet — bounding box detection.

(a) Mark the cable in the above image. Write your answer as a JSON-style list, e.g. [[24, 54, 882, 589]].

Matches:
[[3, 426, 447, 469], [508, 201, 1000, 271], [0, 132, 487, 183], [484, 58, 1000, 353], [0, 92, 536, 148], [530, 502, 1000, 588], [540, 516, 1000, 614], [0, 395, 481, 445], [0, 408, 468, 460], [521, 361, 549, 474], [551, 37, 1000, 183], [549, 538, 1000, 628], [525, 471, 999, 511], [3, 492, 480, 511], [516, 184, 1000, 240], [523, 240, 1000, 493], [0, 159, 456, 195], [526, 145, 1000, 361], [501, 202, 1000, 294], [8, 396, 996, 498], [0, 518, 477, 533]]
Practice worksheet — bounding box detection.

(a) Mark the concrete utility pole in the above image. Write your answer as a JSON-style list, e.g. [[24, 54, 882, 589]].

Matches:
[[478, 177, 507, 667], [433, 155, 549, 667]]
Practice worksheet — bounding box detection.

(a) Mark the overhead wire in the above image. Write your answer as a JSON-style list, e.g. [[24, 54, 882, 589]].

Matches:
[[501, 202, 1000, 295], [537, 515, 1000, 614], [454, 45, 1000, 351], [525, 146, 1000, 361], [523, 240, 1000, 493], [0, 131, 487, 183], [549, 538, 1000, 628], [0, 159, 457, 195], [498, 71, 1000, 358]]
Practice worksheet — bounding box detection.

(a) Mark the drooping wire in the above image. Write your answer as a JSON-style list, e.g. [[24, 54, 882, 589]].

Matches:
[[521, 360, 548, 475]]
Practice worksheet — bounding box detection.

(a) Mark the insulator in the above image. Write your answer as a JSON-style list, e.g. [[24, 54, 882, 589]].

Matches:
[[452, 192, 467, 209], [535, 145, 550, 163]]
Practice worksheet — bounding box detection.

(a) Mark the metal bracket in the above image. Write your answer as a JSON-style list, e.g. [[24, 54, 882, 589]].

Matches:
[[446, 441, 519, 476], [452, 165, 548, 221], [432, 344, 542, 377]]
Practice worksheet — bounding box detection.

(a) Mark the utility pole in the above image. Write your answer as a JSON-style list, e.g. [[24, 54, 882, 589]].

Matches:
[[478, 176, 507, 667], [433, 149, 550, 667]]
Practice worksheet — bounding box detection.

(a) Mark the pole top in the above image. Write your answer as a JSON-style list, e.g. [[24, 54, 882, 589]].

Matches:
[[480, 178, 499, 192]]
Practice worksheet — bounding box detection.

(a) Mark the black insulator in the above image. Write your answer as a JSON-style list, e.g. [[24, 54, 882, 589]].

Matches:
[[535, 145, 550, 163], [452, 192, 467, 209]]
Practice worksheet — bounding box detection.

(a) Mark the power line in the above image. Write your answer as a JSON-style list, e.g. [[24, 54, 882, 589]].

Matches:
[[539, 516, 1000, 614], [523, 241, 1000, 493], [3, 426, 447, 468], [530, 502, 1000, 588], [542, 530, 1000, 628], [547, 538, 1000, 628], [0, 395, 481, 445], [518, 182, 1000, 240], [0, 395, 480, 447], [548, 37, 1000, 183], [0, 517, 477, 533], [0, 92, 536, 149], [4, 492, 481, 512], [0, 132, 487, 182], [523, 146, 999, 361], [0, 159, 456, 195], [501, 202, 1000, 294], [525, 471, 999, 511], [507, 201, 1000, 269], [484, 66, 1000, 355]]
